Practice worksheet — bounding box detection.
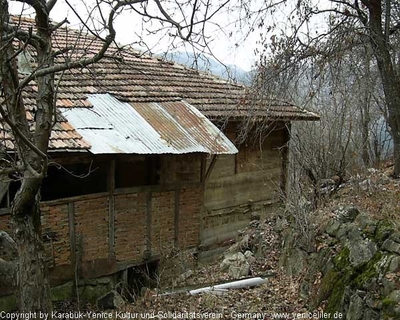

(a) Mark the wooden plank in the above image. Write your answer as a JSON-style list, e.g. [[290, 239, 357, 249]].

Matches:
[[280, 123, 290, 198], [108, 160, 116, 257], [174, 189, 180, 246], [68, 202, 76, 267], [200, 155, 207, 182], [204, 155, 218, 183], [145, 191, 152, 258], [41, 192, 109, 206], [114, 181, 202, 195]]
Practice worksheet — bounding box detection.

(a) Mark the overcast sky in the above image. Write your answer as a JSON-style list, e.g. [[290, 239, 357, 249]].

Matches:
[[9, 0, 332, 72], [9, 0, 264, 71]]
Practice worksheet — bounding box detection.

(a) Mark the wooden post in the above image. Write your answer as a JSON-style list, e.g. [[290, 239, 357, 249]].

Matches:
[[68, 201, 78, 296], [204, 155, 217, 183], [108, 159, 116, 257], [145, 191, 152, 259], [280, 123, 291, 199], [174, 189, 180, 247], [68, 202, 76, 266]]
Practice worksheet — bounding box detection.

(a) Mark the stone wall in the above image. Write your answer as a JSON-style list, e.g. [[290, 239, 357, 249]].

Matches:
[[280, 207, 400, 319]]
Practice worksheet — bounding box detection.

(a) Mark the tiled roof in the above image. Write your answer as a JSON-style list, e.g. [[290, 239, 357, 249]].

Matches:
[[1, 16, 319, 152]]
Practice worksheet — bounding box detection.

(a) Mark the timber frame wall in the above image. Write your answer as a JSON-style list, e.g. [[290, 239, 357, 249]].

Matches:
[[201, 121, 289, 250], [0, 153, 204, 289]]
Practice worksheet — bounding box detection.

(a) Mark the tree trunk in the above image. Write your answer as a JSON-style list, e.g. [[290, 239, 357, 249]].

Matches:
[[11, 180, 52, 312], [366, 0, 400, 176], [392, 129, 400, 175]]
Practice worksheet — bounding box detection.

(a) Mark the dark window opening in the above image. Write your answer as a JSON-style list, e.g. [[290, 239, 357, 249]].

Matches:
[[115, 156, 160, 188], [41, 161, 107, 201]]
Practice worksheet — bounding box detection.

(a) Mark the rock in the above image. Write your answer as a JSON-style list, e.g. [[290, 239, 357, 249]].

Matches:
[[51, 282, 73, 301], [180, 269, 193, 281], [336, 223, 364, 247], [244, 250, 256, 264], [382, 239, 400, 255], [280, 247, 308, 276], [349, 239, 377, 268], [388, 255, 400, 273], [220, 251, 251, 278], [228, 262, 250, 278], [374, 221, 394, 245], [363, 308, 380, 320], [220, 252, 246, 272], [387, 290, 400, 304], [388, 232, 400, 243], [226, 235, 250, 254], [383, 290, 400, 317], [96, 290, 125, 310], [347, 225, 364, 243], [377, 173, 391, 185], [381, 278, 396, 297], [339, 207, 360, 223], [244, 250, 253, 259], [354, 213, 377, 235], [346, 294, 365, 320], [326, 220, 341, 237], [359, 179, 371, 191]]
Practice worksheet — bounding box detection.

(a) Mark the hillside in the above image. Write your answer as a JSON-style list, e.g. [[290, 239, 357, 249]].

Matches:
[[162, 51, 252, 85]]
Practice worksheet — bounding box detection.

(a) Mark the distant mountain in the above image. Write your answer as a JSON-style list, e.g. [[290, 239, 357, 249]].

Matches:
[[161, 51, 252, 85]]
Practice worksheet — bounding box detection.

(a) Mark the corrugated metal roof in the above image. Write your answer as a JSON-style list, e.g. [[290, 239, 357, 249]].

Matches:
[[61, 94, 238, 155]]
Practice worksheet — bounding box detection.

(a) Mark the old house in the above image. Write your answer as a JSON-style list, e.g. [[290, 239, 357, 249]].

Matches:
[[0, 17, 318, 303]]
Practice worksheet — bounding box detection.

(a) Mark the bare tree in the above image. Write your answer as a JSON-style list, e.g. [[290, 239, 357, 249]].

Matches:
[[0, 0, 235, 311], [250, 0, 400, 176]]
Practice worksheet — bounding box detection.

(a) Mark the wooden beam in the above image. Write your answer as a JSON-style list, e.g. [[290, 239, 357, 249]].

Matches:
[[200, 155, 206, 182], [204, 155, 218, 183], [145, 191, 152, 259], [68, 202, 76, 269], [280, 123, 291, 199], [174, 189, 180, 246], [108, 159, 116, 257]]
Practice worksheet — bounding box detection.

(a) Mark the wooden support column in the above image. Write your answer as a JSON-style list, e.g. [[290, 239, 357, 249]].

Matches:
[[280, 123, 291, 199], [145, 191, 152, 259], [108, 159, 116, 257], [200, 155, 206, 182], [68, 202, 76, 266], [174, 189, 180, 247], [204, 155, 218, 183]]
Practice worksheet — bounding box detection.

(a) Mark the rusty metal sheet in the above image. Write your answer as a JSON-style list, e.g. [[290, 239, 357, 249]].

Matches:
[[62, 93, 237, 155]]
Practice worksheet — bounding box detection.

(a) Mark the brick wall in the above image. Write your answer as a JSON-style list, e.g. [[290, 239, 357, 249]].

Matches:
[[0, 156, 204, 282], [41, 203, 70, 267], [178, 187, 202, 248], [151, 191, 175, 255], [114, 193, 147, 263], [0, 187, 203, 272], [74, 196, 109, 262]]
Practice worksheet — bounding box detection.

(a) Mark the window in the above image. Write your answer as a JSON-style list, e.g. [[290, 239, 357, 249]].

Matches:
[[41, 161, 107, 201], [115, 156, 160, 188]]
